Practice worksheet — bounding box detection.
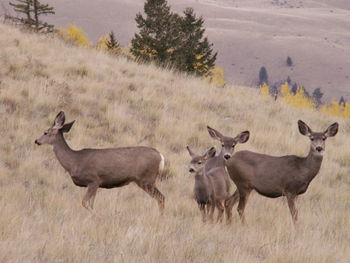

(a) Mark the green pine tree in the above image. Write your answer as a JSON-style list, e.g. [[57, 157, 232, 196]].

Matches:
[[105, 31, 120, 53], [174, 8, 217, 76], [9, 0, 55, 32], [131, 0, 180, 64]]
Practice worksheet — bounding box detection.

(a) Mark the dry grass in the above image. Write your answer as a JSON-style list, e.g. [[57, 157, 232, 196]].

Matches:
[[0, 23, 349, 262]]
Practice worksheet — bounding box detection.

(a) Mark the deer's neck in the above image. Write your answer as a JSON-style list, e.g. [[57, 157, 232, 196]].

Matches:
[[204, 151, 225, 172], [215, 151, 226, 167], [53, 133, 77, 174], [304, 148, 323, 182]]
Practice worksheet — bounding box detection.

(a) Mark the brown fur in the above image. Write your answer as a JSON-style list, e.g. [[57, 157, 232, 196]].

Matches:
[[35, 111, 165, 214], [225, 120, 339, 224], [186, 146, 217, 222], [206, 126, 250, 223]]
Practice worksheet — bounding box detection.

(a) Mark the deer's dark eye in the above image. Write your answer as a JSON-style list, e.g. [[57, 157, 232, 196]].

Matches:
[[44, 131, 48, 135], [310, 137, 314, 141], [232, 144, 235, 148], [322, 137, 326, 141], [221, 144, 224, 147], [198, 161, 202, 165]]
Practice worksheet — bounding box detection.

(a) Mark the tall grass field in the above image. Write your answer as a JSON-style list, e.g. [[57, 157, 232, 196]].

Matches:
[[0, 23, 349, 262]]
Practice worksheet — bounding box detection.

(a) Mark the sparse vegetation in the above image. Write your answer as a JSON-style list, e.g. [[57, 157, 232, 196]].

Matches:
[[1, 22, 350, 262], [9, 0, 55, 32]]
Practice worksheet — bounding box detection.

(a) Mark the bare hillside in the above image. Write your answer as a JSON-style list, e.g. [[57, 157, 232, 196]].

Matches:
[[0, 22, 350, 262]]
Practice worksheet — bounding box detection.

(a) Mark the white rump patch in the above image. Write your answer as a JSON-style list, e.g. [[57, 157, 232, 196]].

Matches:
[[159, 153, 165, 173]]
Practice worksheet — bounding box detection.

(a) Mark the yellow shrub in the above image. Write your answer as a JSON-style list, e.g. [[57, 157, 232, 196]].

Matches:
[[321, 101, 350, 119], [279, 82, 314, 109], [260, 83, 269, 96], [206, 67, 226, 87], [96, 34, 109, 50], [59, 24, 91, 47]]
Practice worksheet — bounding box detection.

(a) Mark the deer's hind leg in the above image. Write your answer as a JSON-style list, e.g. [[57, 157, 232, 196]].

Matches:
[[216, 200, 225, 223], [198, 203, 207, 222], [137, 182, 165, 214], [207, 199, 215, 223]]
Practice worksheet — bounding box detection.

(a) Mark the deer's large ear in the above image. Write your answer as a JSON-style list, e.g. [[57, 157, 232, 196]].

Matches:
[[324, 122, 338, 137], [235, 131, 250, 144], [298, 120, 312, 136], [207, 126, 224, 141], [204, 146, 216, 160], [60, 120, 75, 133], [53, 111, 65, 129], [186, 146, 196, 157]]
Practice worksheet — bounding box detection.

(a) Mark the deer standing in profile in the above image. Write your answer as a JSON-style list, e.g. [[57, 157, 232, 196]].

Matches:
[[35, 111, 166, 215], [186, 146, 217, 222], [205, 126, 250, 223], [224, 120, 338, 224]]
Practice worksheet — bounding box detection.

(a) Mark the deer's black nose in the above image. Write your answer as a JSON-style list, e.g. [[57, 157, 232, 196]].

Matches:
[[224, 154, 231, 160], [189, 168, 195, 173], [316, 146, 323, 152], [35, 140, 41, 145]]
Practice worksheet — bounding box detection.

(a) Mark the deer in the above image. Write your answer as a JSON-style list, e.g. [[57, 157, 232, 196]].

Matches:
[[206, 126, 250, 223], [186, 146, 217, 222], [224, 120, 339, 224], [34, 111, 166, 215]]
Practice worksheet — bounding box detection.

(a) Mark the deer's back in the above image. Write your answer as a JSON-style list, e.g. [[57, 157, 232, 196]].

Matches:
[[72, 146, 162, 187], [227, 150, 309, 197]]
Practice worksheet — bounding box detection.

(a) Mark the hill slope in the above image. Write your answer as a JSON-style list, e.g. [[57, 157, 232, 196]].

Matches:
[[3, 0, 348, 99], [0, 23, 350, 262]]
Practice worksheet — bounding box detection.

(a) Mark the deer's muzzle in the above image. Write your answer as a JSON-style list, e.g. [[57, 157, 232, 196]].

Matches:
[[224, 154, 231, 160]]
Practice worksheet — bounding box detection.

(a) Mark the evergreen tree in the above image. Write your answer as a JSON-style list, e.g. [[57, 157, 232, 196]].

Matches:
[[312, 88, 323, 106], [131, 0, 180, 64], [9, 0, 31, 23], [174, 8, 217, 76], [291, 83, 298, 94], [339, 96, 346, 107], [9, 0, 54, 32], [301, 86, 310, 98], [105, 31, 120, 53], [286, 56, 293, 66], [258, 66, 268, 85], [287, 76, 291, 84]]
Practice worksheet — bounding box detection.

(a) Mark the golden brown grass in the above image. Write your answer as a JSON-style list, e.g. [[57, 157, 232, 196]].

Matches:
[[0, 23, 349, 262]]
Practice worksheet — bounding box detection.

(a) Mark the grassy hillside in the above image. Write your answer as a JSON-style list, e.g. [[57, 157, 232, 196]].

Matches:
[[0, 23, 350, 262], [9, 0, 349, 99]]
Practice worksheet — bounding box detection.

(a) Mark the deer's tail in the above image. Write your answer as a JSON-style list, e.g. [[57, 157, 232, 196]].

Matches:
[[158, 153, 165, 175]]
